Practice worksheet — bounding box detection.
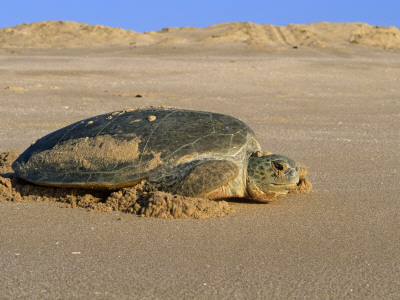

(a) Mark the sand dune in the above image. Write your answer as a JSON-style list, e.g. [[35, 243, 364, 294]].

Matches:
[[0, 21, 150, 48], [1, 20, 400, 51]]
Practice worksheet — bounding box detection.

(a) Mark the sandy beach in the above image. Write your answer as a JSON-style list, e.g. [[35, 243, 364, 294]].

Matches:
[[1, 22, 400, 298]]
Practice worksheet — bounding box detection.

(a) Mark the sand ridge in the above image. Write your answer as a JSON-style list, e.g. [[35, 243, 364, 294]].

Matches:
[[1, 21, 400, 51]]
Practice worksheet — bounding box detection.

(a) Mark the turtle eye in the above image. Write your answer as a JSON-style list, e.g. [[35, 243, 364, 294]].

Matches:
[[272, 161, 284, 171]]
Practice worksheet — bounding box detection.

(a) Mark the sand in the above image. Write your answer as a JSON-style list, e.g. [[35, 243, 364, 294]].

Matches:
[[0, 21, 399, 298]]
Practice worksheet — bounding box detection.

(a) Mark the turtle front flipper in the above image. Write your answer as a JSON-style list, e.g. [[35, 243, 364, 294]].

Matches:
[[176, 160, 239, 198]]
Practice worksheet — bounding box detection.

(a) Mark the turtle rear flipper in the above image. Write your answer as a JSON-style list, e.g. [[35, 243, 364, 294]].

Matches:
[[175, 160, 239, 198]]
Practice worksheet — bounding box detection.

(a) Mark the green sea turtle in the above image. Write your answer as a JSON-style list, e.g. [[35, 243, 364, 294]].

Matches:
[[12, 107, 300, 202]]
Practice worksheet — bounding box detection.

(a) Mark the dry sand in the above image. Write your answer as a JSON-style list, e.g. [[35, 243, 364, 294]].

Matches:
[[0, 21, 399, 298]]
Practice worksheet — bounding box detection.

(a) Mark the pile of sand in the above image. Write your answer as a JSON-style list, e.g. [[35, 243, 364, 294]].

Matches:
[[0, 152, 19, 173], [0, 21, 399, 51], [289, 163, 312, 194], [0, 152, 233, 219]]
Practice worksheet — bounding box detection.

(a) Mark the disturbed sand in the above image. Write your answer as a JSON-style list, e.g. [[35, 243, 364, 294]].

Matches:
[[0, 21, 400, 298]]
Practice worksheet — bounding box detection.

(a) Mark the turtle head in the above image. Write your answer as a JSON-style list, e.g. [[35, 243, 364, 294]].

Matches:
[[246, 153, 299, 202]]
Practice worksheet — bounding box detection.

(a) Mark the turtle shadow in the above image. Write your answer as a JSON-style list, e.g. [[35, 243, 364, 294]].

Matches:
[[223, 197, 267, 205]]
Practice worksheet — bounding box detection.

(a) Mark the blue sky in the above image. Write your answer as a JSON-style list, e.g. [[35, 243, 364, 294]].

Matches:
[[1, 0, 399, 32]]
